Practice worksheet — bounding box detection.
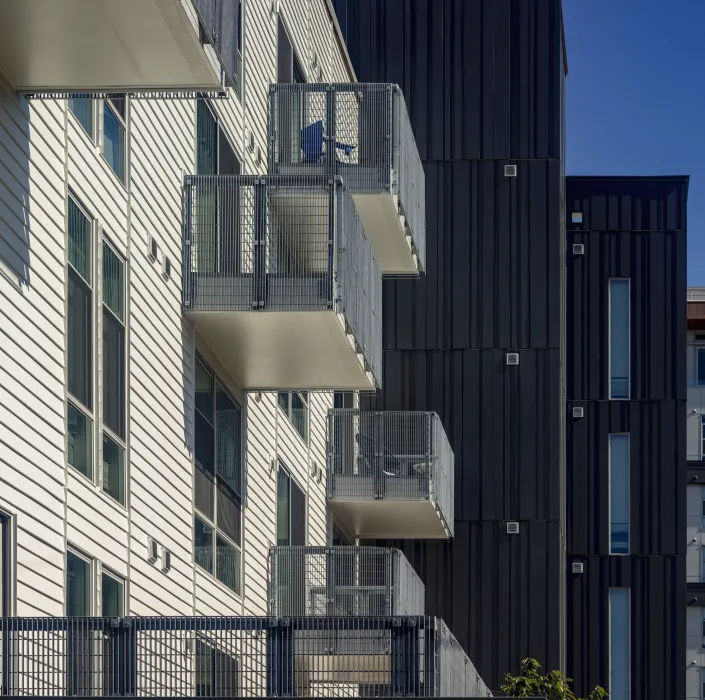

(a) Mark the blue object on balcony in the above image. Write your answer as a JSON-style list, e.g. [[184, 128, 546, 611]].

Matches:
[[301, 120, 355, 163]]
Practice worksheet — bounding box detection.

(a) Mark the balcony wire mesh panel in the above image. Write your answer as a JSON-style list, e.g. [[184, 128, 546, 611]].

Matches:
[[268, 83, 426, 270], [269, 547, 425, 617], [326, 410, 454, 536], [182, 175, 382, 385]]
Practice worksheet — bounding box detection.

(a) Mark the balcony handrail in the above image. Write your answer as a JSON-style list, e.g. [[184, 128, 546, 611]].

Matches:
[[326, 409, 454, 537], [268, 545, 425, 617], [0, 615, 491, 698], [688, 287, 705, 301], [268, 82, 426, 270], [181, 174, 382, 386]]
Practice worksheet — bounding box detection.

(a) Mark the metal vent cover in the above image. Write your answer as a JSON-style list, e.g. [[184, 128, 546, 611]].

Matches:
[[573, 243, 585, 255], [504, 164, 517, 178], [506, 522, 520, 535], [572, 562, 584, 574], [572, 406, 584, 419], [506, 352, 519, 366]]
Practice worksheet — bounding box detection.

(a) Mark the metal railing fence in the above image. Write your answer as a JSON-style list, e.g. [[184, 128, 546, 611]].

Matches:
[[327, 410, 454, 537], [182, 174, 382, 385], [269, 546, 425, 617], [268, 83, 426, 270], [0, 616, 490, 697]]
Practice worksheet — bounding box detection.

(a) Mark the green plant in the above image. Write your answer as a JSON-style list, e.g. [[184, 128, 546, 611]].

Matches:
[[500, 658, 607, 700]]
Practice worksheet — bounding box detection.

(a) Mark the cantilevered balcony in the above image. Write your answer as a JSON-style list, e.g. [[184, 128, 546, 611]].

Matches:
[[269, 83, 425, 276], [327, 410, 454, 539], [269, 546, 424, 617], [0, 0, 237, 95], [182, 175, 382, 390], [0, 616, 492, 698]]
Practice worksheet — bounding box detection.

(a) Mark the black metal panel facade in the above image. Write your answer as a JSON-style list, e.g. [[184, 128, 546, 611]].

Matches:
[[367, 521, 565, 690], [567, 556, 685, 700], [566, 176, 688, 232], [383, 160, 563, 351], [567, 400, 685, 557], [361, 349, 562, 523], [566, 179, 687, 401], [332, 0, 565, 162]]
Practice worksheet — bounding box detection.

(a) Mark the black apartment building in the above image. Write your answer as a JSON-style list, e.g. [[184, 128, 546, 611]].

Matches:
[[333, 1, 687, 698]]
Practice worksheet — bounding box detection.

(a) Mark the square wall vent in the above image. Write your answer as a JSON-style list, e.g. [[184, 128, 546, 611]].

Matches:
[[573, 243, 585, 255], [506, 522, 520, 535], [147, 537, 158, 564], [572, 562, 584, 574], [148, 235, 158, 262], [506, 352, 519, 366], [504, 164, 517, 178], [572, 406, 584, 419]]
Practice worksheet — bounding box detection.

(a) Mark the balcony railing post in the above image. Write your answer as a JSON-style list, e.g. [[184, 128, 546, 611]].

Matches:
[[325, 87, 336, 175], [328, 180, 337, 309], [182, 177, 193, 309], [375, 412, 385, 499], [1, 618, 9, 696], [266, 618, 293, 696], [424, 619, 437, 695], [391, 618, 420, 696], [254, 180, 267, 310]]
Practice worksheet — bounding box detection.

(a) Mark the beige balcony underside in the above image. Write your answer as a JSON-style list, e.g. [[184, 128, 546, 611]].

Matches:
[[190, 310, 375, 391], [352, 193, 419, 276], [0, 0, 222, 92], [295, 655, 390, 691], [330, 500, 450, 540]]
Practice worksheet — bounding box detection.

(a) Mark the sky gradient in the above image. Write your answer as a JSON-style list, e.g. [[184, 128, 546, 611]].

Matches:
[[562, 0, 703, 284]]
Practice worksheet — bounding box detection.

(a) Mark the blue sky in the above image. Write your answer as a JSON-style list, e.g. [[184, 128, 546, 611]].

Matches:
[[562, 0, 704, 283]]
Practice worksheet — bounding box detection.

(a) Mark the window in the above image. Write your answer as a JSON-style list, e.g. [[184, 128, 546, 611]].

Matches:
[[276, 466, 306, 546], [609, 589, 630, 700], [0, 515, 10, 616], [66, 196, 128, 506], [334, 392, 354, 409], [332, 526, 350, 547], [196, 640, 239, 697], [277, 17, 305, 83], [701, 416, 705, 461], [102, 243, 126, 505], [701, 667, 705, 699], [67, 197, 94, 479], [698, 348, 705, 386], [278, 392, 309, 443], [101, 571, 124, 617], [69, 99, 94, 138], [66, 551, 91, 616], [701, 609, 705, 650], [194, 357, 242, 595], [103, 97, 127, 183], [609, 434, 630, 554], [609, 279, 630, 399], [701, 486, 705, 530]]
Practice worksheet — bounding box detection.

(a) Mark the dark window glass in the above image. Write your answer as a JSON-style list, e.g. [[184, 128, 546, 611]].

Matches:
[[195, 462, 215, 521], [699, 349, 705, 386], [69, 99, 93, 137], [66, 552, 90, 616], [196, 411, 215, 474], [277, 467, 305, 546], [196, 641, 239, 697], [609, 279, 630, 399], [609, 435, 630, 555], [217, 482, 241, 545], [195, 516, 214, 574], [102, 311, 125, 438], [219, 133, 241, 175], [68, 402, 93, 478], [277, 18, 293, 83], [68, 198, 92, 282], [276, 468, 290, 546], [103, 101, 126, 182], [216, 535, 240, 593], [102, 434, 125, 505], [197, 101, 218, 175], [290, 478, 306, 546], [196, 360, 214, 421], [216, 384, 241, 495], [68, 271, 92, 409], [101, 573, 123, 617]]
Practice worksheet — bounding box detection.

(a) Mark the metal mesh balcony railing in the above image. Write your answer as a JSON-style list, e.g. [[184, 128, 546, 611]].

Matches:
[[182, 175, 382, 386], [0, 616, 491, 698], [268, 83, 426, 271], [269, 546, 425, 617], [327, 410, 455, 537]]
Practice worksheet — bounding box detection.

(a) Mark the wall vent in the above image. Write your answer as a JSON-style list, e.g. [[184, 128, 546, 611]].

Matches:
[[572, 562, 584, 574], [148, 235, 158, 262], [246, 128, 255, 153], [506, 352, 519, 366], [573, 243, 585, 255], [504, 164, 517, 178], [256, 145, 263, 166], [162, 256, 172, 280], [161, 549, 172, 573], [147, 538, 158, 564], [506, 522, 520, 535], [572, 406, 584, 419]]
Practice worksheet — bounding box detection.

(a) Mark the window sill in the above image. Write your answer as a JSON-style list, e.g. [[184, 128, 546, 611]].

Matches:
[[194, 561, 242, 602]]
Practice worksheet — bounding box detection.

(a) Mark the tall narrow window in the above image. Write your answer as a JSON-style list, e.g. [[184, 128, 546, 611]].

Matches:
[[277, 391, 309, 443], [101, 571, 124, 617], [609, 434, 630, 554], [193, 357, 242, 595], [66, 551, 90, 616], [609, 279, 630, 399], [609, 589, 630, 700], [102, 243, 126, 505], [103, 97, 127, 183], [276, 466, 306, 546], [698, 348, 705, 386], [67, 197, 94, 479]]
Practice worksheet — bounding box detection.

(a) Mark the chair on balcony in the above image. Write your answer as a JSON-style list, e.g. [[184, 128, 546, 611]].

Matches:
[[301, 121, 356, 164]]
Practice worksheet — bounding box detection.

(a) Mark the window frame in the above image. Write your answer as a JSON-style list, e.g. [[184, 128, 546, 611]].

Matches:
[[196, 99, 242, 177], [608, 433, 630, 555], [277, 391, 309, 444], [100, 567, 125, 617], [67, 193, 96, 482], [608, 588, 630, 700], [102, 96, 129, 184], [66, 548, 93, 617], [608, 278, 631, 400], [100, 238, 127, 506], [276, 463, 306, 546], [193, 355, 243, 597], [68, 98, 97, 141], [697, 347, 705, 387]]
